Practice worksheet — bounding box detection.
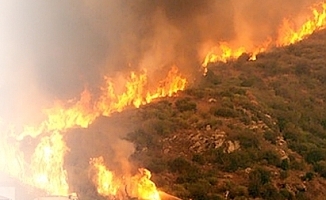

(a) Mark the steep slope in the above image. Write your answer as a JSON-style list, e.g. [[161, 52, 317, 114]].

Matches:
[[125, 29, 326, 200], [63, 29, 326, 200]]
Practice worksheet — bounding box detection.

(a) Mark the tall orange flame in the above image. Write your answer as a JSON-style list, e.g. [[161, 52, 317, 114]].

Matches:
[[0, 66, 186, 196], [277, 2, 326, 46], [89, 157, 161, 200], [30, 132, 69, 195], [201, 2, 326, 69], [89, 157, 120, 197]]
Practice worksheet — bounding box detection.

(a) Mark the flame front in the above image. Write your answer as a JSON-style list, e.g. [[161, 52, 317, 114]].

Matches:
[[0, 66, 186, 196], [201, 2, 326, 69], [90, 157, 160, 200], [277, 2, 326, 46], [3, 1, 326, 197], [97, 66, 187, 116]]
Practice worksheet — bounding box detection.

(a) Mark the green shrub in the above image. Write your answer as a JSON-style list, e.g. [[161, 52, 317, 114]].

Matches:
[[280, 159, 290, 170], [147, 159, 167, 173], [232, 130, 260, 149], [248, 167, 271, 197], [280, 188, 294, 199], [280, 170, 289, 180], [305, 148, 326, 164], [302, 172, 314, 181], [212, 107, 238, 118], [260, 150, 281, 166], [261, 183, 282, 200], [263, 131, 278, 144], [126, 129, 157, 149], [313, 161, 326, 178], [168, 157, 191, 173], [192, 154, 206, 165], [186, 180, 211, 199], [175, 97, 197, 112], [151, 119, 175, 136], [215, 150, 253, 172]]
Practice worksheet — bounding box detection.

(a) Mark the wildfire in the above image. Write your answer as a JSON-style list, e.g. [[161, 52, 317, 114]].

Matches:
[[0, 129, 25, 179], [0, 66, 186, 196], [201, 2, 326, 69], [90, 157, 161, 200], [89, 157, 120, 197], [2, 1, 326, 198], [97, 66, 187, 116], [30, 132, 69, 195], [277, 2, 326, 46], [202, 44, 246, 66]]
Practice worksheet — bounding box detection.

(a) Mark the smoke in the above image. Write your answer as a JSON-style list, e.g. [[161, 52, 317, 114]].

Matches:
[[64, 114, 136, 197], [0, 0, 322, 127], [1, 0, 325, 197]]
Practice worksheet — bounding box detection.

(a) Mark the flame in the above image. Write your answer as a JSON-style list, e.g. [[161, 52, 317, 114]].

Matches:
[[201, 2, 326, 70], [5, 1, 325, 196], [200, 42, 270, 75], [30, 132, 69, 195], [135, 168, 161, 200], [277, 2, 326, 46], [19, 89, 97, 140], [146, 66, 187, 103], [0, 66, 186, 196], [89, 157, 161, 200], [96, 71, 148, 115], [0, 130, 25, 179], [97, 66, 187, 115], [89, 157, 120, 196], [202, 44, 246, 65]]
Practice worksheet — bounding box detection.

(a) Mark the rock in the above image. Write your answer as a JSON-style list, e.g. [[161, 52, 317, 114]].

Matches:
[[245, 167, 252, 174], [295, 183, 307, 192], [208, 98, 217, 103], [225, 140, 240, 153]]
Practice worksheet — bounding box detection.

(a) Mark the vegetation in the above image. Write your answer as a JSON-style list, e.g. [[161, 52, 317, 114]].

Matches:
[[126, 30, 326, 199], [65, 30, 326, 199]]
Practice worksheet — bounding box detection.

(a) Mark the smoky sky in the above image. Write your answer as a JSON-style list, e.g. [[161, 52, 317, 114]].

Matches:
[[0, 0, 321, 126]]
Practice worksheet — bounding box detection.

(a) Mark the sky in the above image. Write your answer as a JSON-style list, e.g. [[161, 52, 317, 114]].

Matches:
[[0, 0, 321, 127]]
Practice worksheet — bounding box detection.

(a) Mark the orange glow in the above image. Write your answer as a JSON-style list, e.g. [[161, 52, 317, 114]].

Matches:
[[89, 157, 120, 196], [19, 89, 97, 140], [89, 157, 161, 200], [30, 132, 69, 195], [135, 168, 161, 200], [96, 71, 148, 115], [0, 130, 25, 179], [146, 66, 187, 103], [44, 89, 97, 131], [201, 44, 246, 69], [97, 66, 186, 116], [202, 44, 246, 65], [201, 2, 326, 69], [1, 66, 186, 196], [4, 1, 325, 197], [200, 42, 271, 75], [277, 2, 326, 46]]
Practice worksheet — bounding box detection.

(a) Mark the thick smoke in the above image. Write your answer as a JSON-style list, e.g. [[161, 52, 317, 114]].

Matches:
[[1, 0, 324, 197], [64, 114, 136, 197], [0, 0, 322, 126]]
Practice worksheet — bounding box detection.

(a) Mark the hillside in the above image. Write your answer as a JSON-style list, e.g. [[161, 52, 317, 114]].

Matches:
[[65, 29, 326, 200]]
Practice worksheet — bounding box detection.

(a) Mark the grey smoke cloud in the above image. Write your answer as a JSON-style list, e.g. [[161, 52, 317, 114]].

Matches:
[[0, 0, 321, 126]]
